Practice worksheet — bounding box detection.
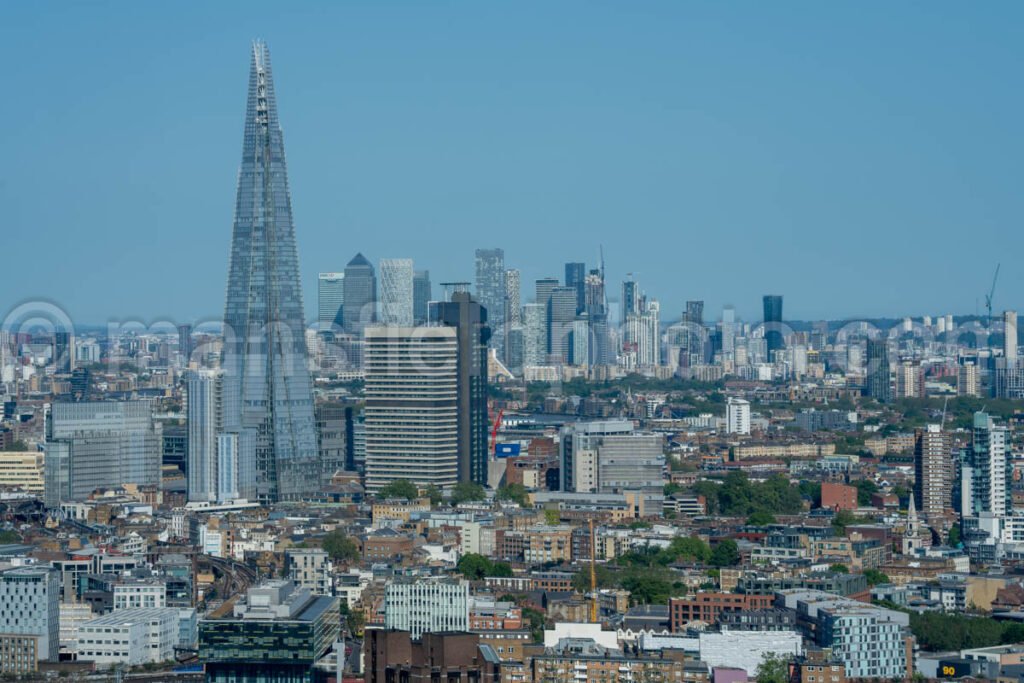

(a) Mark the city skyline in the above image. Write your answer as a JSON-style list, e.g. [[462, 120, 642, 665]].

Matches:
[[3, 3, 1023, 323]]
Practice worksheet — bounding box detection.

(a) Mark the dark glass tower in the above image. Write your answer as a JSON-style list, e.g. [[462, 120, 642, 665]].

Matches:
[[864, 337, 892, 403], [564, 262, 586, 314], [343, 252, 377, 336], [430, 290, 491, 485], [221, 42, 318, 503], [762, 294, 784, 356]]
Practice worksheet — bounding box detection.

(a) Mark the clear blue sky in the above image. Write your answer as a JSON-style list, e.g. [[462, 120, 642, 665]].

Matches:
[[2, 1, 1021, 325]]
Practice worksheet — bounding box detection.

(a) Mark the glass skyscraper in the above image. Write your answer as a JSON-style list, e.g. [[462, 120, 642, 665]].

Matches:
[[221, 42, 318, 503]]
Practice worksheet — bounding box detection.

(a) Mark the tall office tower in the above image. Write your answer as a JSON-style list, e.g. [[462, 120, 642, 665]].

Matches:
[[384, 577, 469, 639], [220, 42, 319, 504], [896, 362, 924, 399], [0, 567, 59, 673], [44, 400, 161, 508], [379, 258, 414, 326], [914, 424, 953, 524], [505, 269, 521, 325], [535, 277, 559, 309], [187, 369, 255, 504], [684, 301, 704, 326], [725, 397, 751, 435], [53, 331, 74, 374], [958, 362, 980, 397], [548, 286, 578, 364], [363, 326, 458, 491], [342, 253, 377, 336], [1005, 310, 1018, 366], [474, 248, 505, 350], [864, 338, 892, 402], [583, 269, 606, 317], [569, 319, 590, 367], [564, 262, 586, 314], [523, 304, 547, 367], [413, 270, 432, 325], [317, 272, 345, 331], [430, 290, 491, 485], [762, 294, 784, 356], [177, 324, 193, 365], [810, 321, 829, 351], [621, 277, 642, 326], [720, 305, 737, 354]]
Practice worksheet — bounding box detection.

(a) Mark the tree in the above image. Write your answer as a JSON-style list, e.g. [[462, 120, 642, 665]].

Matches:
[[747, 511, 776, 526], [423, 484, 443, 506], [0, 531, 19, 544], [755, 652, 790, 683], [496, 483, 530, 507], [855, 479, 879, 506], [321, 530, 360, 562], [863, 569, 890, 586], [450, 482, 486, 505], [456, 553, 492, 580], [948, 523, 961, 547], [572, 564, 616, 593], [544, 509, 561, 525], [618, 567, 676, 605], [377, 479, 419, 501], [666, 536, 711, 564], [2, 441, 28, 452], [829, 563, 849, 574], [709, 539, 740, 567], [832, 509, 858, 534], [664, 482, 684, 496]]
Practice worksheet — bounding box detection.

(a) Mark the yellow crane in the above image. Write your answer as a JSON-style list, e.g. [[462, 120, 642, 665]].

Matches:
[[589, 517, 598, 623]]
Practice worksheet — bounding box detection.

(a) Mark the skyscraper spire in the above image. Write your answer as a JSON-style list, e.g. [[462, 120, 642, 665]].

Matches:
[[221, 41, 318, 503]]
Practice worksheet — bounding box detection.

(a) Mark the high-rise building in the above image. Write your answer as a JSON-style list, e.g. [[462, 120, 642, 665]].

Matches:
[[505, 269, 521, 325], [914, 424, 952, 524], [474, 248, 505, 352], [364, 326, 458, 491], [413, 270, 432, 325], [187, 370, 256, 504], [53, 331, 74, 374], [864, 338, 892, 402], [379, 258, 414, 326], [430, 291, 491, 485], [523, 304, 547, 367], [583, 269, 606, 318], [958, 362, 980, 397], [564, 262, 586, 314], [343, 253, 377, 336], [314, 403, 347, 482], [961, 411, 1011, 518], [383, 577, 468, 639], [0, 567, 59, 674], [220, 42, 318, 503], [317, 272, 345, 331], [44, 400, 161, 508], [1005, 310, 1018, 367], [763, 295, 784, 356], [177, 324, 193, 365], [569, 318, 590, 367], [726, 397, 751, 435], [895, 362, 924, 399], [684, 301, 704, 326], [621, 277, 641, 326], [548, 286, 578, 364]]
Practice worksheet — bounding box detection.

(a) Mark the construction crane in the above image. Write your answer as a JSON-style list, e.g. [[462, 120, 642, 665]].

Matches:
[[985, 264, 1001, 325], [490, 409, 504, 455]]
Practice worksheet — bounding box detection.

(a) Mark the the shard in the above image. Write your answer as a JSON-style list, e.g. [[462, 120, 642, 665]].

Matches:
[[221, 41, 318, 503]]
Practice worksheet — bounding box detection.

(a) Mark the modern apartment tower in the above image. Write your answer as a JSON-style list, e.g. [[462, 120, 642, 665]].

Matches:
[[914, 424, 953, 525], [474, 248, 505, 354], [220, 42, 318, 503], [864, 338, 893, 402], [363, 326, 459, 491], [379, 258, 414, 326], [413, 270, 432, 324], [762, 295, 784, 356], [1006, 310, 1018, 366], [431, 290, 491, 485], [53, 331, 74, 374]]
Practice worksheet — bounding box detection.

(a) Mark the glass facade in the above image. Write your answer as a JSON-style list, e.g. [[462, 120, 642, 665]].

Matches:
[[221, 42, 318, 503]]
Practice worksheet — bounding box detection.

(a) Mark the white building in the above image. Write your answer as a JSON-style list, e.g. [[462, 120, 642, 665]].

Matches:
[[113, 579, 167, 610], [699, 630, 802, 676], [726, 397, 751, 435], [384, 578, 468, 638], [76, 608, 178, 666], [379, 258, 415, 326], [59, 602, 93, 653]]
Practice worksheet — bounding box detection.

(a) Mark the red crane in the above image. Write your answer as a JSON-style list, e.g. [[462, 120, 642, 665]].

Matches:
[[490, 408, 504, 454]]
